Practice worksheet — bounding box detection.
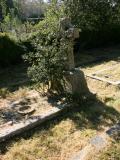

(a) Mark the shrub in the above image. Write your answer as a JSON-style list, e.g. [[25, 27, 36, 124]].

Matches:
[[1, 12, 22, 33], [23, 2, 69, 94]]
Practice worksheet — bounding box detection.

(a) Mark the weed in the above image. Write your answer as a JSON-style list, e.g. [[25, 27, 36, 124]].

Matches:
[[0, 88, 9, 98]]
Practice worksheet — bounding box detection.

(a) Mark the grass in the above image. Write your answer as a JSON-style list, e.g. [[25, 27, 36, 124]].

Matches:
[[0, 64, 31, 93], [0, 63, 34, 126], [0, 47, 120, 160], [0, 97, 120, 160], [1, 105, 98, 160], [98, 141, 120, 160], [81, 60, 119, 75], [1, 124, 95, 160], [106, 97, 120, 112], [76, 48, 120, 160], [75, 45, 120, 67], [0, 88, 10, 98], [96, 64, 120, 81]]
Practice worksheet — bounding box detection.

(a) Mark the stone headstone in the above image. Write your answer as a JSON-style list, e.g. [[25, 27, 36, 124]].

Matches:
[[60, 18, 90, 96], [60, 18, 79, 70]]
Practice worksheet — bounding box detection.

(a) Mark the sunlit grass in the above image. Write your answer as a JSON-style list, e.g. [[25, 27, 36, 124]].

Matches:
[[98, 141, 120, 160], [2, 118, 96, 160]]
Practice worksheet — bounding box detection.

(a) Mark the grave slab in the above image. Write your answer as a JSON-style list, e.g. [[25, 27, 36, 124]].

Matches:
[[0, 103, 71, 143]]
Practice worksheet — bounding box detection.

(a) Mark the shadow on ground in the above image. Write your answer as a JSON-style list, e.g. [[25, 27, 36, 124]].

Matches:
[[75, 46, 120, 68], [0, 92, 120, 154], [0, 63, 32, 93]]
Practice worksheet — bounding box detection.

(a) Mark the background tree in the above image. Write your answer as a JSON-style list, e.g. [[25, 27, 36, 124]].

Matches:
[[0, 0, 14, 19], [65, 0, 120, 47], [13, 0, 46, 20], [0, 0, 7, 19]]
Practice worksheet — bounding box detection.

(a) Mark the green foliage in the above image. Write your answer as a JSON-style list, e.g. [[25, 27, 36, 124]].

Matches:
[[1, 12, 20, 32], [66, 0, 120, 29], [23, 1, 68, 93], [0, 0, 7, 17], [0, 0, 14, 19], [65, 0, 120, 48], [99, 141, 120, 160], [13, 0, 46, 20], [0, 88, 9, 98], [0, 12, 35, 42], [0, 32, 25, 66]]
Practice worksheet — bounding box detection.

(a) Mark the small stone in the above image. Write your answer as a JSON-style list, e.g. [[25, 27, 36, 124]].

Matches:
[[7, 121, 13, 126], [57, 101, 61, 105], [105, 75, 109, 78], [90, 135, 106, 148], [106, 123, 120, 137]]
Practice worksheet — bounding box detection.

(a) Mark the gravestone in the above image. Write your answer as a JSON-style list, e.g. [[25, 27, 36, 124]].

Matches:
[[60, 17, 90, 95]]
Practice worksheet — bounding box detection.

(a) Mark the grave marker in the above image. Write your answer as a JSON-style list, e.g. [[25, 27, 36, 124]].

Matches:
[[60, 18, 90, 95]]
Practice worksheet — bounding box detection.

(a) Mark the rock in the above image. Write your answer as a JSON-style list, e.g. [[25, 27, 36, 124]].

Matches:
[[64, 69, 90, 95], [90, 135, 107, 150], [7, 121, 13, 126], [106, 123, 120, 138]]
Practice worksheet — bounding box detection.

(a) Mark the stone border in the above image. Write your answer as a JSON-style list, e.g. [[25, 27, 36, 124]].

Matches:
[[77, 61, 120, 86], [85, 74, 120, 85], [0, 103, 71, 143]]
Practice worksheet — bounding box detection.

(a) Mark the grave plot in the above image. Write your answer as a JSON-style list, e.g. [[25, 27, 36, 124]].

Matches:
[[94, 63, 120, 82], [0, 90, 67, 142], [81, 60, 119, 75], [81, 60, 120, 85], [0, 18, 89, 143]]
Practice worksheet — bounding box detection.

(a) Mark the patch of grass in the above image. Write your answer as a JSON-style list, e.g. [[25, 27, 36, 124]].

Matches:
[[1, 118, 96, 160], [98, 141, 120, 160], [106, 98, 120, 112], [96, 64, 120, 81], [0, 88, 10, 98], [76, 46, 120, 68], [0, 33, 25, 67], [9, 87, 30, 101], [0, 48, 120, 160], [81, 60, 119, 75], [1, 97, 120, 160], [0, 64, 31, 93]]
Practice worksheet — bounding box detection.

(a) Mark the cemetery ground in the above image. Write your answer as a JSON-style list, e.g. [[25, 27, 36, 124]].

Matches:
[[0, 46, 120, 160]]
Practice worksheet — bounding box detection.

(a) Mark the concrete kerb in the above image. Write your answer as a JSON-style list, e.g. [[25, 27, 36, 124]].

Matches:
[[0, 103, 72, 143], [85, 74, 120, 85]]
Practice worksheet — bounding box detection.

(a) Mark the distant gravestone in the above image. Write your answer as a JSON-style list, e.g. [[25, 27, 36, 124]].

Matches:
[[60, 18, 90, 95]]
